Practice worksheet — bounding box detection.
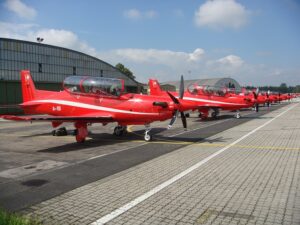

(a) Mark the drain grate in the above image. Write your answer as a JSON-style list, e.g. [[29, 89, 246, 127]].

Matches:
[[21, 179, 48, 187]]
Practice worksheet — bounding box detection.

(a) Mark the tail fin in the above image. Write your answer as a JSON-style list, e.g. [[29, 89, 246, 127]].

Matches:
[[148, 79, 163, 95], [21, 70, 36, 102]]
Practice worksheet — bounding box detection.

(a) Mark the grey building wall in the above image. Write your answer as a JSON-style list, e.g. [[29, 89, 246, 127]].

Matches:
[[0, 38, 139, 89], [0, 38, 141, 114]]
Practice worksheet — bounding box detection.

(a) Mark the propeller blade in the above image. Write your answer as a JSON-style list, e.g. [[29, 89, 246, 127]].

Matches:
[[179, 75, 184, 99], [252, 91, 258, 99], [255, 103, 259, 112], [180, 112, 187, 130], [166, 91, 180, 104], [168, 110, 179, 129]]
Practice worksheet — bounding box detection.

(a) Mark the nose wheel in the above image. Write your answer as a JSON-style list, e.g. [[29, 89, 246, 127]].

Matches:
[[144, 125, 152, 142], [235, 110, 241, 119]]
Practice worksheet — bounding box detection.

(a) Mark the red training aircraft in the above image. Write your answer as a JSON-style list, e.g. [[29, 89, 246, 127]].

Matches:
[[1, 70, 191, 142], [149, 78, 256, 119]]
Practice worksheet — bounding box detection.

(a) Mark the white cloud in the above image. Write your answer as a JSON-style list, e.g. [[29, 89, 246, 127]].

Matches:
[[4, 0, 36, 20], [123, 9, 141, 20], [1, 21, 297, 86], [123, 9, 158, 20], [217, 55, 244, 67], [99, 48, 205, 67], [0, 22, 97, 56], [195, 0, 249, 30], [145, 10, 157, 19]]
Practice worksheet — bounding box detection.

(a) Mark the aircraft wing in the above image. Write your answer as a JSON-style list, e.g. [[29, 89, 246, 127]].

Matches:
[[0, 113, 114, 123], [196, 105, 221, 110]]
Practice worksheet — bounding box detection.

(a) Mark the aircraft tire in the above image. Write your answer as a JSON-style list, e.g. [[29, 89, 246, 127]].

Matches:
[[212, 112, 217, 119], [114, 127, 123, 136], [144, 133, 152, 142]]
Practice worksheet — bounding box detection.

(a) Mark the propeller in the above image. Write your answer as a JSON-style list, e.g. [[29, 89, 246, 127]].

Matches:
[[252, 88, 259, 112], [167, 75, 187, 130]]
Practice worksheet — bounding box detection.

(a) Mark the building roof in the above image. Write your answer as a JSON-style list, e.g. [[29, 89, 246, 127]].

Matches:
[[0, 38, 140, 85]]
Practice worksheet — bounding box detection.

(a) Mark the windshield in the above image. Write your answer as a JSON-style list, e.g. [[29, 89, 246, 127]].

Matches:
[[63, 76, 124, 97], [187, 84, 227, 96]]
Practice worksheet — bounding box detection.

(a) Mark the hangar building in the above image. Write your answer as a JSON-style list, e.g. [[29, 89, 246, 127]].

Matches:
[[0, 38, 141, 114], [161, 78, 242, 92]]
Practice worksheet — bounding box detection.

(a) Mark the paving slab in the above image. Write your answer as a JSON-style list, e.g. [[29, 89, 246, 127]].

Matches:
[[18, 101, 300, 225]]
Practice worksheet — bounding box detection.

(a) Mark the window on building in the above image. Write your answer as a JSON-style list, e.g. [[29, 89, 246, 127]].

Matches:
[[38, 63, 42, 73], [73, 66, 76, 75], [100, 69, 103, 77]]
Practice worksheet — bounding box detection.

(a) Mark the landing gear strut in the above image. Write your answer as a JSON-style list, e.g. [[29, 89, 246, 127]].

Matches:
[[74, 122, 88, 143], [235, 110, 241, 119], [113, 125, 127, 136], [144, 125, 152, 141], [211, 109, 219, 119]]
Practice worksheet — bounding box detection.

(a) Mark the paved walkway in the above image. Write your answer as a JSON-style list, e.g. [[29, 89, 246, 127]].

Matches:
[[25, 102, 300, 225]]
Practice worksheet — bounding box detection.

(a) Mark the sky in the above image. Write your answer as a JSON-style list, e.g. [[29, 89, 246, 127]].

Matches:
[[0, 0, 300, 86]]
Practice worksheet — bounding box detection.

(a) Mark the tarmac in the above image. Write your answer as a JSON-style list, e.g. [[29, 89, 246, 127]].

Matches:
[[0, 101, 299, 224]]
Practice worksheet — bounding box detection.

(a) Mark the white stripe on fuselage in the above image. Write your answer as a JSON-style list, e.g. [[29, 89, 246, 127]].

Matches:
[[182, 96, 248, 106], [30, 99, 159, 115]]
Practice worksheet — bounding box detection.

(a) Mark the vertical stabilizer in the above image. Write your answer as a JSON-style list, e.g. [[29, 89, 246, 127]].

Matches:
[[21, 70, 36, 102], [148, 79, 163, 96]]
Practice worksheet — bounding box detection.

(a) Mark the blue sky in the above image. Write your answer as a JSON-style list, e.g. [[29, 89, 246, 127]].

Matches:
[[0, 0, 299, 86]]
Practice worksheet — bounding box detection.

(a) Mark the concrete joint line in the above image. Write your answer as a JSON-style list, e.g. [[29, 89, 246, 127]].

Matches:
[[90, 103, 298, 225]]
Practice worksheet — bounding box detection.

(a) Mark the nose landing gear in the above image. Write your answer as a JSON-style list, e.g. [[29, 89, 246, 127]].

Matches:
[[235, 110, 241, 119], [144, 125, 152, 141]]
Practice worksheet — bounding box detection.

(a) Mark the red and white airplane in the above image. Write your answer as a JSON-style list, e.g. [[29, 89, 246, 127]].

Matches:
[[149, 78, 256, 119], [1, 70, 192, 142]]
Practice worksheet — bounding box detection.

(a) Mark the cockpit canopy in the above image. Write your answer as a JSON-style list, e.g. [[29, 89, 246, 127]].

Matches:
[[187, 83, 228, 96], [63, 76, 124, 97]]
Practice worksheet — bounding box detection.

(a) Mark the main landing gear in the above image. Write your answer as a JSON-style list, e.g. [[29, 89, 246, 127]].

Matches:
[[113, 125, 127, 136], [51, 122, 88, 143], [74, 122, 88, 143], [211, 109, 220, 119]]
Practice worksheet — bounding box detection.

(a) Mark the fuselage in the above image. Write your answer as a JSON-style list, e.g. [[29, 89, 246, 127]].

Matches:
[[21, 90, 175, 125]]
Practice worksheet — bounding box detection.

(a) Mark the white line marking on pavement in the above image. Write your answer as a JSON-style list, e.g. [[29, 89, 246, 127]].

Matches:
[[90, 103, 298, 225]]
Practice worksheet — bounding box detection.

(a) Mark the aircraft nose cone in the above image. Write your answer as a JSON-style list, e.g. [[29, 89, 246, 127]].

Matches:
[[179, 101, 196, 112], [168, 102, 176, 111], [251, 98, 257, 103]]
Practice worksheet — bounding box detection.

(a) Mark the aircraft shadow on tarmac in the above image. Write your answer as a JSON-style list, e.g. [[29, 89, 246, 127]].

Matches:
[[36, 125, 230, 153], [36, 132, 144, 153]]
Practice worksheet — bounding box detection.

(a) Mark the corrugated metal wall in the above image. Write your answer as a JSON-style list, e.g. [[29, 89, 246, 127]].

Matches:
[[0, 81, 61, 114]]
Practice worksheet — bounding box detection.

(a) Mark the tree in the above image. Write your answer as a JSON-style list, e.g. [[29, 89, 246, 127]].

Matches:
[[279, 83, 288, 93], [115, 63, 135, 79]]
